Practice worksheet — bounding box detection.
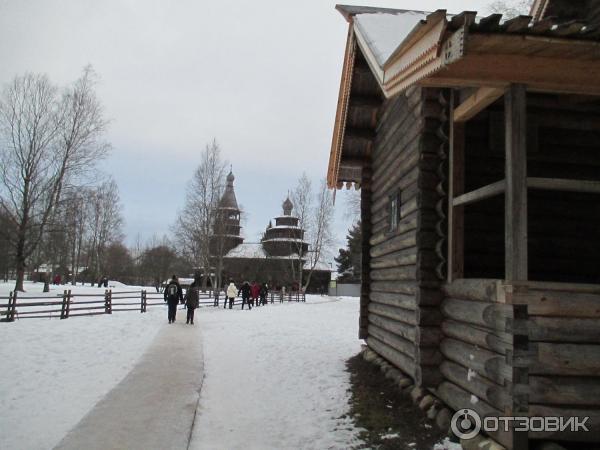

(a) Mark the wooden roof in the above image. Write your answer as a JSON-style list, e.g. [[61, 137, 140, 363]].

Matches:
[[327, 5, 600, 188]]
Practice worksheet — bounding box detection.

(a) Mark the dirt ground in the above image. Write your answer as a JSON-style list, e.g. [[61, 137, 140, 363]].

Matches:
[[344, 353, 449, 450]]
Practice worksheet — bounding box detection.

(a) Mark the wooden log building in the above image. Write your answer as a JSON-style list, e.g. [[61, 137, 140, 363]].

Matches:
[[327, 1, 600, 448]]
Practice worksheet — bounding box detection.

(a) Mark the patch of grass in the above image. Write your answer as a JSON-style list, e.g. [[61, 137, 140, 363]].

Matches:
[[345, 353, 446, 450]]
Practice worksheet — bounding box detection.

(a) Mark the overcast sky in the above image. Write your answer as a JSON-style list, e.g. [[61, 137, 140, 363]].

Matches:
[[0, 0, 496, 253]]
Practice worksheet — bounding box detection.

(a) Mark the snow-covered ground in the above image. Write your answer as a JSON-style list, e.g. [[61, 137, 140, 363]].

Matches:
[[1, 282, 368, 449], [0, 281, 165, 450], [190, 295, 365, 450]]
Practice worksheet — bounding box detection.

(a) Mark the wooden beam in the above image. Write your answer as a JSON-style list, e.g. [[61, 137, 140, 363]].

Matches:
[[527, 177, 600, 194], [420, 54, 600, 96], [454, 86, 506, 122], [505, 84, 528, 282], [448, 91, 465, 282], [452, 180, 506, 207]]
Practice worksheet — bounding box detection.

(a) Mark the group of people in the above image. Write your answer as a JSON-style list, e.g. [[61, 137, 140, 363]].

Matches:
[[225, 280, 269, 310], [162, 276, 273, 325], [163, 275, 199, 325]]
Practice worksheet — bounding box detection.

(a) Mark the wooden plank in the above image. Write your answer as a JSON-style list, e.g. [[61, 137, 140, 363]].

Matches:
[[448, 90, 465, 282], [531, 342, 600, 376], [422, 53, 600, 96], [527, 177, 600, 194], [530, 375, 600, 406], [454, 86, 506, 123], [452, 180, 506, 207], [505, 84, 528, 282]]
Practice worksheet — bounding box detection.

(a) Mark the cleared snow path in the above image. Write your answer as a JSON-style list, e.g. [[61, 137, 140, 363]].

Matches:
[[189, 296, 365, 450], [54, 309, 203, 450]]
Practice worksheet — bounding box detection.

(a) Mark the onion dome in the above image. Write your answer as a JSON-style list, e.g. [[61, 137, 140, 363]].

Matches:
[[282, 196, 293, 216]]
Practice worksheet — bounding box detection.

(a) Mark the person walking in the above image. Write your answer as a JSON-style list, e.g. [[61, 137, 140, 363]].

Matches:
[[164, 275, 183, 323], [239, 281, 251, 310], [259, 282, 269, 306], [185, 279, 200, 325], [226, 280, 237, 309], [250, 281, 260, 308]]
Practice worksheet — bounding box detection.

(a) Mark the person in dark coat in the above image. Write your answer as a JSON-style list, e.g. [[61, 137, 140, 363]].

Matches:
[[239, 281, 251, 310], [259, 282, 269, 306], [250, 281, 260, 307], [185, 279, 200, 325], [164, 275, 183, 323]]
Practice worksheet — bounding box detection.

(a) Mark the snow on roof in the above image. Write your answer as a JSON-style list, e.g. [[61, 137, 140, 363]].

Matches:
[[270, 225, 302, 230], [224, 243, 267, 259], [353, 10, 429, 68], [262, 238, 307, 244]]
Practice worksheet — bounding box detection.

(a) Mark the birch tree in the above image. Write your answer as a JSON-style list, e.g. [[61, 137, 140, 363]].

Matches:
[[290, 174, 334, 292]]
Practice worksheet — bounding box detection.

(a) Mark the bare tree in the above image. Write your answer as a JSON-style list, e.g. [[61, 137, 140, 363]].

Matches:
[[0, 68, 109, 291], [174, 139, 227, 288], [290, 173, 312, 290], [289, 174, 335, 292], [86, 179, 123, 282], [303, 179, 334, 290], [488, 0, 534, 18]]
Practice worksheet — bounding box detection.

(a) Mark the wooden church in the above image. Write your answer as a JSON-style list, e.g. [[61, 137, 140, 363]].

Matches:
[[327, 0, 600, 448]]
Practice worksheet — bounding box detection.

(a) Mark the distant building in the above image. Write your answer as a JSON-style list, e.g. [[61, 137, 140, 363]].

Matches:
[[210, 171, 331, 292]]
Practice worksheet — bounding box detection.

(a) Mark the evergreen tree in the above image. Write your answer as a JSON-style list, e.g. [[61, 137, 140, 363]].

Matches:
[[335, 222, 362, 282]]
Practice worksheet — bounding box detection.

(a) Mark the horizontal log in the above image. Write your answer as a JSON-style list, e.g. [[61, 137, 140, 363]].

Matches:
[[436, 381, 511, 448], [370, 246, 418, 269], [370, 291, 418, 310], [527, 177, 600, 194], [512, 290, 600, 318], [453, 180, 506, 207], [531, 343, 600, 376], [369, 312, 416, 342], [370, 265, 416, 282], [369, 323, 416, 358], [369, 302, 417, 326], [367, 336, 417, 380], [441, 319, 512, 355], [370, 280, 417, 295], [529, 316, 600, 343], [528, 404, 600, 442], [442, 298, 511, 331], [443, 279, 503, 303], [370, 231, 417, 259], [530, 375, 600, 406], [440, 360, 511, 412], [440, 338, 512, 385]]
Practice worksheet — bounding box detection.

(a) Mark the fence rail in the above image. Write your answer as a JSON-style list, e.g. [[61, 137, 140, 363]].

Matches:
[[1, 288, 306, 322]]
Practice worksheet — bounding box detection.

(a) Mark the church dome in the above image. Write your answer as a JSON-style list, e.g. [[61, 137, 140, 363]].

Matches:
[[282, 197, 293, 216]]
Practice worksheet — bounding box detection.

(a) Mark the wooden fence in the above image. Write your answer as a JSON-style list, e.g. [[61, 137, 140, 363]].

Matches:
[[1, 288, 306, 321]]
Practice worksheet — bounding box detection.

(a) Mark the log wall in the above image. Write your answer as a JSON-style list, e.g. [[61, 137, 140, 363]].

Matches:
[[366, 87, 446, 386], [438, 279, 600, 448]]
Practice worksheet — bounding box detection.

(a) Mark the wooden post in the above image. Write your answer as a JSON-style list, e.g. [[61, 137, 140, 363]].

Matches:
[[448, 90, 465, 282], [105, 289, 112, 314], [505, 84, 528, 282], [60, 290, 68, 319], [359, 164, 372, 339], [65, 290, 71, 318], [140, 290, 146, 313], [6, 291, 15, 322]]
